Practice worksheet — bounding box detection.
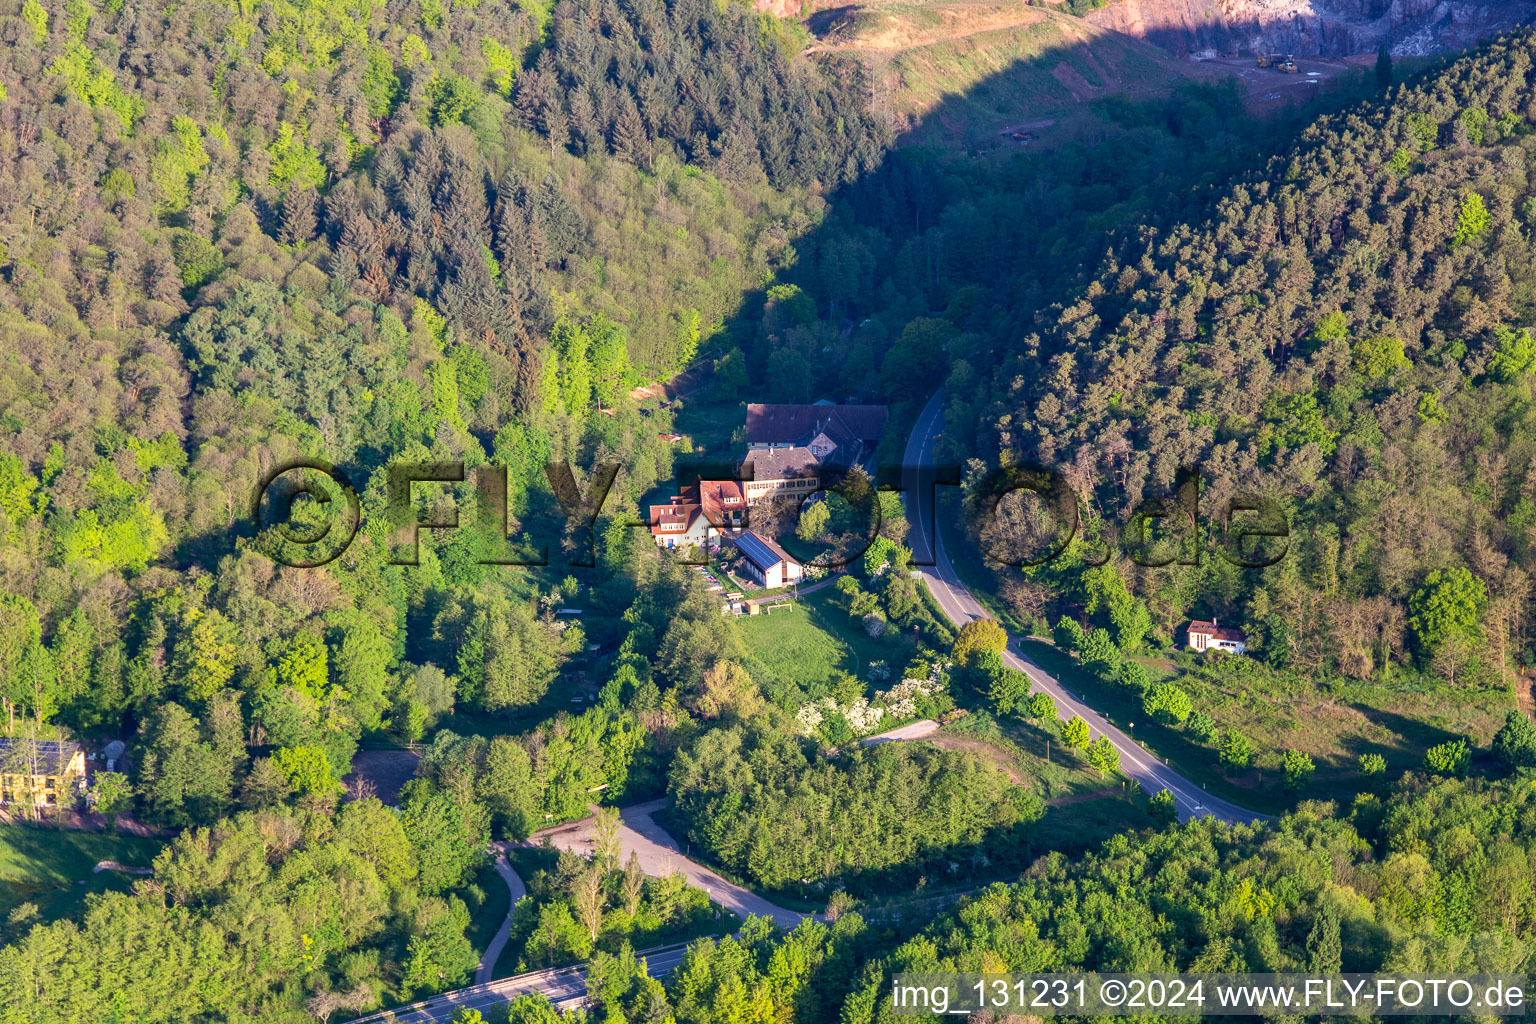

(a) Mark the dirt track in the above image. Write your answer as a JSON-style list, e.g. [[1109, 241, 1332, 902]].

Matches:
[[1188, 54, 1376, 113]]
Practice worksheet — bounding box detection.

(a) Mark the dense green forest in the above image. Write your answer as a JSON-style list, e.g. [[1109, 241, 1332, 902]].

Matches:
[[412, 775, 1536, 1024], [0, 0, 882, 806], [725, 29, 1536, 788], [0, 0, 887, 1016], [935, 36, 1536, 684], [4, 0, 1536, 1018]]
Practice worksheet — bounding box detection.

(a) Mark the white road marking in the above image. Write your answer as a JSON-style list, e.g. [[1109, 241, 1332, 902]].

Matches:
[[904, 392, 1264, 825]]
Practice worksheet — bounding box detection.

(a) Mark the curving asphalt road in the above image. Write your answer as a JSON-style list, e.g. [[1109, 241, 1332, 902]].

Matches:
[[902, 391, 1265, 826], [343, 944, 691, 1024], [531, 798, 814, 929], [474, 842, 528, 986], [344, 801, 819, 1023]]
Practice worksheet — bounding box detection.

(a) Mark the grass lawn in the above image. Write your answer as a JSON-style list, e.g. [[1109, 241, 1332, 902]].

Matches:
[[799, 586, 917, 677], [734, 602, 852, 690], [1020, 638, 1513, 815], [0, 827, 164, 927]]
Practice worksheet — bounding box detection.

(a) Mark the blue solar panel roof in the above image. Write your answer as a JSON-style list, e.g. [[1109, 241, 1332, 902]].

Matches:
[[735, 531, 789, 570]]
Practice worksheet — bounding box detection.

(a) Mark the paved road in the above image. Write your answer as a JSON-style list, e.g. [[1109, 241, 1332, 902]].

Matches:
[[531, 799, 813, 929], [902, 391, 1265, 826], [861, 719, 940, 745], [344, 944, 691, 1024], [474, 842, 528, 985]]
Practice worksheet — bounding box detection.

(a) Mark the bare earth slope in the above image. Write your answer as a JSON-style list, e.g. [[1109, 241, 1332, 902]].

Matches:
[[803, 1, 1212, 144], [1085, 0, 1536, 56]]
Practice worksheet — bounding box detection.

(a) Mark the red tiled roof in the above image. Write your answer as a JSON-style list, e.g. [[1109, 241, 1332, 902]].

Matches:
[[649, 502, 700, 535], [696, 480, 745, 526], [1189, 620, 1246, 642]]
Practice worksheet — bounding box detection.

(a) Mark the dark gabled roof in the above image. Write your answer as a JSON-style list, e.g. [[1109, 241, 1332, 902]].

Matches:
[[0, 739, 82, 775], [734, 531, 797, 571], [742, 447, 820, 481], [744, 404, 888, 446]]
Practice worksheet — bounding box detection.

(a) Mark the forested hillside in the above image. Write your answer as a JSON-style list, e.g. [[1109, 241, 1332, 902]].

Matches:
[[0, 0, 888, 1015], [753, 31, 1536, 695], [0, 0, 885, 772], [847, 774, 1536, 1022], [5, 0, 1536, 1019], [963, 35, 1536, 682]]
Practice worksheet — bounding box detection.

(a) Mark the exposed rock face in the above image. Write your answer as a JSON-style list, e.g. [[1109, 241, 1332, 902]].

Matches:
[[757, 0, 802, 17], [1081, 0, 1536, 56]]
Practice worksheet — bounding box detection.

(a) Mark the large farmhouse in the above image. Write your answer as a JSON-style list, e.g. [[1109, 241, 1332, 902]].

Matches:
[[648, 402, 888, 549], [745, 403, 888, 468], [648, 479, 747, 549], [739, 446, 821, 504]]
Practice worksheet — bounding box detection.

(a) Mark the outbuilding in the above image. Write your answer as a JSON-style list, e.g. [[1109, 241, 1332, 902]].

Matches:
[[733, 531, 802, 589]]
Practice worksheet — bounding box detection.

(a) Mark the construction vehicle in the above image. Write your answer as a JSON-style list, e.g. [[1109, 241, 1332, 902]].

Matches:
[[1256, 52, 1299, 71]]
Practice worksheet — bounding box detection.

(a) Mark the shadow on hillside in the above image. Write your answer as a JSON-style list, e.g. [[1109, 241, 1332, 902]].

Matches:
[[656, 20, 1396, 437]]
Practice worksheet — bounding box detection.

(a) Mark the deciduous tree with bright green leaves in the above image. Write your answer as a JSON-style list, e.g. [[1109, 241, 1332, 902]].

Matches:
[[1492, 711, 1536, 768], [796, 499, 831, 543], [1084, 735, 1120, 775], [1143, 682, 1193, 724], [951, 617, 1007, 667], [1488, 325, 1536, 381], [1407, 567, 1487, 667], [1424, 738, 1471, 776], [274, 745, 340, 797], [1451, 191, 1491, 248], [277, 632, 330, 699], [1281, 749, 1315, 791], [1219, 730, 1253, 770], [987, 666, 1030, 714], [1024, 690, 1055, 720]]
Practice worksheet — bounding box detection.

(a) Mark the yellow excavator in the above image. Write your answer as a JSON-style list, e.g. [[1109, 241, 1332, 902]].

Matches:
[[1257, 52, 1299, 72]]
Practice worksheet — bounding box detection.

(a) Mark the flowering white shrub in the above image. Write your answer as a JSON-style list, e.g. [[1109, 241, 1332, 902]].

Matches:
[[875, 669, 946, 721], [795, 665, 950, 737], [795, 699, 829, 734], [843, 697, 884, 734], [795, 695, 882, 736]]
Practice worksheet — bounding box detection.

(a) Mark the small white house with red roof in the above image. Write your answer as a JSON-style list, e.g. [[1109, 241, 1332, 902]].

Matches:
[[1188, 619, 1247, 655]]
